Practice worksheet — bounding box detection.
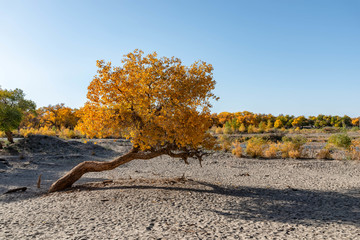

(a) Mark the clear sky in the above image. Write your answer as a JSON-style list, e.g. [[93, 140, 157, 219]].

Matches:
[[1, 0, 359, 117]]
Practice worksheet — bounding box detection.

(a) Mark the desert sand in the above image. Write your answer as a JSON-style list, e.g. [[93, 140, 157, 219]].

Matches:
[[1, 135, 359, 239]]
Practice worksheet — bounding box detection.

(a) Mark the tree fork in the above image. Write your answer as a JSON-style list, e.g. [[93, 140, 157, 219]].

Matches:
[[49, 148, 164, 192]]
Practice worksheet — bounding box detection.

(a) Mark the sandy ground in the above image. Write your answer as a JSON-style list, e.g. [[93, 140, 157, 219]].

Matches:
[[0, 136, 360, 239]]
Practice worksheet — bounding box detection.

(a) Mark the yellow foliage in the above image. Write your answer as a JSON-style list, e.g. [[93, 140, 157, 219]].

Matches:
[[317, 149, 332, 159], [247, 125, 257, 133], [76, 50, 218, 151], [352, 118, 359, 127], [38, 104, 79, 130], [264, 143, 278, 158], [246, 137, 266, 158], [218, 135, 231, 152], [279, 142, 303, 159], [239, 123, 246, 133], [348, 140, 360, 160], [232, 141, 243, 157], [19, 127, 83, 139], [217, 112, 234, 125], [288, 150, 301, 159], [215, 127, 223, 134], [274, 119, 283, 128]]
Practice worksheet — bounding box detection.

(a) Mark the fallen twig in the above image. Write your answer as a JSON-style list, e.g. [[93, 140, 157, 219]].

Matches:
[[4, 187, 27, 194]]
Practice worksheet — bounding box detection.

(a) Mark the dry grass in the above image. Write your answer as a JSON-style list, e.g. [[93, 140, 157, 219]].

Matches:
[[317, 149, 332, 159], [264, 143, 278, 158], [19, 127, 83, 139], [246, 137, 266, 158], [348, 140, 360, 160], [231, 141, 243, 157], [218, 135, 231, 152], [279, 142, 303, 159]]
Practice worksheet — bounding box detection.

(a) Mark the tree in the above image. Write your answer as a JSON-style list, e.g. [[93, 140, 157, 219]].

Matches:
[[39, 104, 79, 130], [0, 87, 36, 144], [292, 116, 306, 128], [49, 50, 218, 192], [274, 119, 283, 129]]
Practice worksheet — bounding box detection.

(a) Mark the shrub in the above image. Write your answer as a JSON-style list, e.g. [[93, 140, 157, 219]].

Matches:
[[288, 149, 301, 159], [223, 125, 233, 134], [246, 137, 267, 158], [58, 128, 77, 139], [317, 149, 332, 159], [258, 121, 266, 133], [279, 136, 306, 159], [264, 143, 278, 158], [279, 142, 295, 158], [218, 135, 232, 152], [232, 141, 243, 157], [282, 136, 307, 148], [215, 127, 223, 134], [327, 133, 352, 149], [238, 123, 246, 133], [348, 140, 360, 160], [247, 125, 255, 133]]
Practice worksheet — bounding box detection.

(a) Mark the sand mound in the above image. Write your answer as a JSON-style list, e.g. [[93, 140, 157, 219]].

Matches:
[[8, 135, 116, 156]]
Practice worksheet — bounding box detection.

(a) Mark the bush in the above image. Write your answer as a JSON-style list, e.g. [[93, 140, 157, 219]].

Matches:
[[288, 149, 301, 159], [238, 123, 246, 133], [264, 143, 278, 158], [218, 135, 232, 152], [215, 127, 223, 134], [317, 149, 332, 160], [279, 136, 306, 159], [348, 140, 360, 160], [282, 135, 307, 145], [223, 125, 233, 135], [327, 133, 352, 149], [246, 137, 267, 158], [232, 141, 243, 157], [279, 142, 297, 158]]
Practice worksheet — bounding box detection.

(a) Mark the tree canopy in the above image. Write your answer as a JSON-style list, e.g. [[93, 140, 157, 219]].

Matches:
[[0, 87, 36, 143], [77, 50, 218, 154]]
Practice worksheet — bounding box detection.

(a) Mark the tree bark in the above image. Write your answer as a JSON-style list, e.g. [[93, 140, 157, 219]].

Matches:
[[5, 131, 14, 143], [48, 148, 165, 193]]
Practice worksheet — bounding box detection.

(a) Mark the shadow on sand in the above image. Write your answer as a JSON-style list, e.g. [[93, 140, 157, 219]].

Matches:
[[72, 180, 360, 226]]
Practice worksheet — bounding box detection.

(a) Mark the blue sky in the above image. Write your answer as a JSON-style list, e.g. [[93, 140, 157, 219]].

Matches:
[[1, 0, 359, 117]]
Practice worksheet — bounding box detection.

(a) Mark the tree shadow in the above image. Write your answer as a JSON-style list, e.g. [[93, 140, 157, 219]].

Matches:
[[73, 179, 360, 226]]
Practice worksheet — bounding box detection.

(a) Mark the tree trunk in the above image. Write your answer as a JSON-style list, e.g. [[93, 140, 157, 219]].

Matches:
[[5, 131, 14, 143], [49, 148, 164, 193]]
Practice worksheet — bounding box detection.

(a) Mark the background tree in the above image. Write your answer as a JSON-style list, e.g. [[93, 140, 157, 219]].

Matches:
[[39, 104, 79, 130], [49, 50, 218, 192], [352, 118, 359, 127], [0, 87, 36, 143]]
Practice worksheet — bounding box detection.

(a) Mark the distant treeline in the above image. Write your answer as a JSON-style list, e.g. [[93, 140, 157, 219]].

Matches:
[[211, 111, 360, 133], [19, 106, 359, 132]]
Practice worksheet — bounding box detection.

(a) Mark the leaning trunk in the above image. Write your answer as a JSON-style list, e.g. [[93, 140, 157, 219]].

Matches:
[[5, 131, 14, 143], [49, 148, 164, 192]]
